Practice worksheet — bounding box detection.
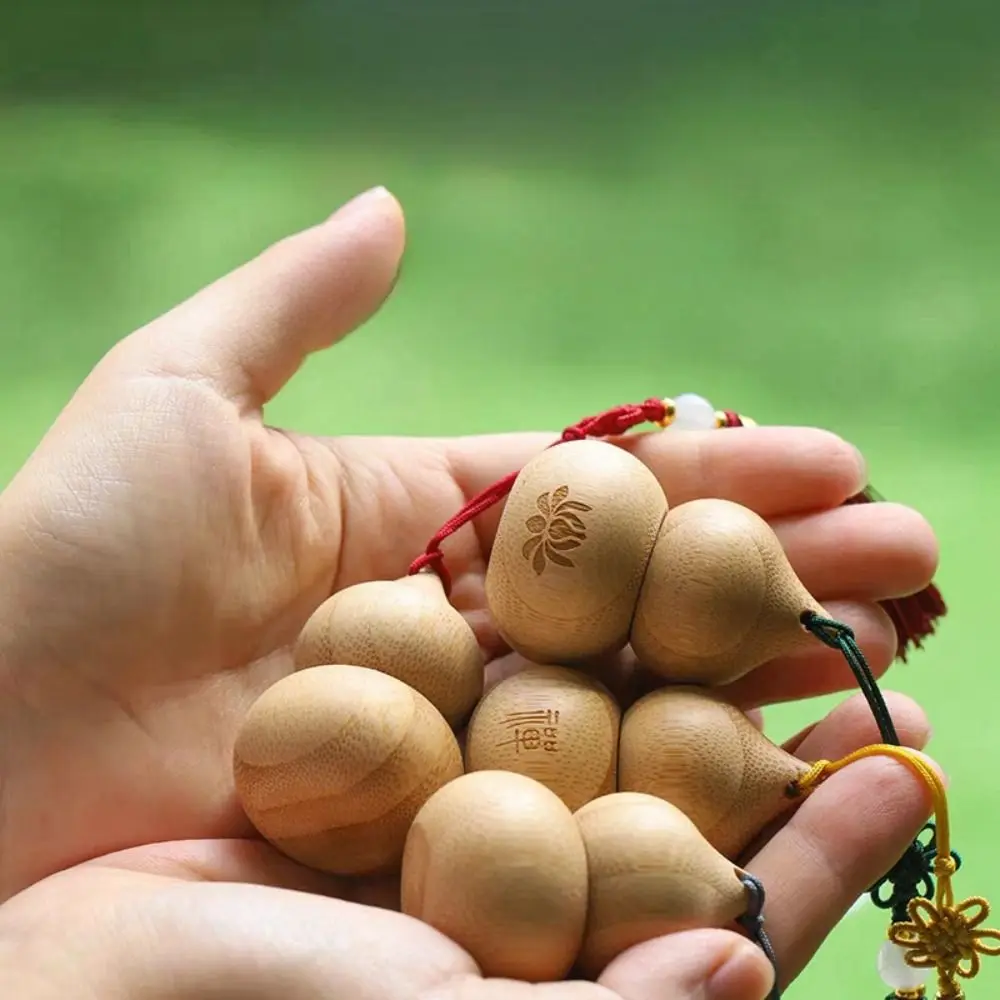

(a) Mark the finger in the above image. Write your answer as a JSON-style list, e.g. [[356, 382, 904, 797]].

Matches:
[[718, 601, 898, 710], [448, 426, 867, 551], [771, 502, 939, 602], [114, 186, 405, 411], [740, 690, 931, 857], [127, 885, 481, 1000], [745, 698, 936, 987], [598, 929, 775, 1000], [793, 689, 931, 761], [7, 842, 480, 1000]]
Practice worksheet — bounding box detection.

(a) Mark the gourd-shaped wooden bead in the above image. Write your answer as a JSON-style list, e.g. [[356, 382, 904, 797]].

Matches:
[[465, 664, 620, 812], [294, 573, 484, 727], [630, 498, 826, 684], [401, 770, 589, 982], [233, 664, 463, 876], [618, 686, 809, 859], [574, 792, 750, 977], [485, 439, 668, 664]]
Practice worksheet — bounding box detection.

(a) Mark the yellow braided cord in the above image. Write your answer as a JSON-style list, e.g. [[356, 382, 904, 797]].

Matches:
[[794, 744, 1000, 998], [794, 745, 951, 875]]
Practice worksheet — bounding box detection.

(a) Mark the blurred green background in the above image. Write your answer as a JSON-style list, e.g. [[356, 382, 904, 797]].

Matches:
[[2, 0, 998, 994]]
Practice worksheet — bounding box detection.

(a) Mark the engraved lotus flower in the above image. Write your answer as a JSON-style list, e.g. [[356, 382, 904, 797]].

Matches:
[[889, 895, 1000, 983], [522, 485, 593, 575]]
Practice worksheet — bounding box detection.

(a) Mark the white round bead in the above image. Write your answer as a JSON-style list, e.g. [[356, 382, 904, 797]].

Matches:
[[877, 940, 927, 990], [670, 393, 717, 431]]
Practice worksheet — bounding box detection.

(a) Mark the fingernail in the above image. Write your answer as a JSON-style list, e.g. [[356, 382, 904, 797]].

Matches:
[[851, 443, 869, 494], [330, 186, 391, 222], [707, 941, 776, 1000]]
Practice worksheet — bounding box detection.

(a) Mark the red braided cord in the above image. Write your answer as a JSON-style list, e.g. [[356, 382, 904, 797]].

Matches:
[[407, 398, 669, 594]]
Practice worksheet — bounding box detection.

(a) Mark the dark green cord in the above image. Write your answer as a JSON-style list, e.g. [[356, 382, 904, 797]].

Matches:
[[800, 611, 899, 745]]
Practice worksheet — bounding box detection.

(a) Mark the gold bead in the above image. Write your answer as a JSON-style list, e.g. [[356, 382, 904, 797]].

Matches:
[[655, 398, 677, 428]]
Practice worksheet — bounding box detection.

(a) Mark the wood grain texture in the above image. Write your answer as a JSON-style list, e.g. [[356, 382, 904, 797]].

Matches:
[[574, 792, 749, 978], [618, 686, 809, 859], [485, 439, 668, 664], [465, 664, 620, 812], [233, 664, 463, 876], [401, 770, 589, 982], [294, 573, 484, 727], [630, 498, 826, 684]]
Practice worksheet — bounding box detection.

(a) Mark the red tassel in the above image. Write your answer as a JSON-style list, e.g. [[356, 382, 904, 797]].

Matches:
[[407, 397, 672, 594]]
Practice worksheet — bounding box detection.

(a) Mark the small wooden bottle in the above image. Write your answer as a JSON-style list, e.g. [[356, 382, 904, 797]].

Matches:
[[294, 572, 484, 727], [233, 664, 463, 875], [618, 685, 809, 859], [465, 664, 621, 812], [486, 439, 668, 664], [631, 498, 826, 685], [574, 791, 751, 977], [401, 770, 589, 982]]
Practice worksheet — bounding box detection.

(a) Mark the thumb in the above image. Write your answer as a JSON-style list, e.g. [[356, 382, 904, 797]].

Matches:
[[597, 929, 776, 1000], [115, 185, 405, 412]]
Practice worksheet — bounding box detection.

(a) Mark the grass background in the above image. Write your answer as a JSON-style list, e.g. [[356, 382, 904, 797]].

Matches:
[[2, 1, 999, 994]]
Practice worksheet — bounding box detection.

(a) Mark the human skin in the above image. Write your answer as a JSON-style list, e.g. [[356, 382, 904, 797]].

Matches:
[[0, 187, 940, 999]]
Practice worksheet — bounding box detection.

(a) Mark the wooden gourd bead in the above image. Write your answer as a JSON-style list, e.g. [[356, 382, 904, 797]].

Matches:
[[574, 791, 750, 978], [630, 498, 826, 685], [485, 439, 668, 664], [233, 664, 463, 876], [293, 573, 484, 727], [465, 664, 620, 812], [618, 685, 809, 859], [401, 770, 589, 982]]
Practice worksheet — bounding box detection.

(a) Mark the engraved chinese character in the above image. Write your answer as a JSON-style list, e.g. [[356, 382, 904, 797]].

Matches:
[[496, 713, 561, 754]]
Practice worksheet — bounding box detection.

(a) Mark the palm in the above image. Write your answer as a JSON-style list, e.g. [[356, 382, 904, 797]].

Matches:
[[0, 361, 501, 894]]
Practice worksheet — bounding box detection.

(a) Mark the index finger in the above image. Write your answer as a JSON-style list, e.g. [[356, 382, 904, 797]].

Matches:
[[743, 692, 934, 989]]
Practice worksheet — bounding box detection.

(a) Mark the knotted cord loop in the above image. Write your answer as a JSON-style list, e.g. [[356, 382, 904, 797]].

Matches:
[[870, 824, 962, 924], [738, 873, 782, 1000]]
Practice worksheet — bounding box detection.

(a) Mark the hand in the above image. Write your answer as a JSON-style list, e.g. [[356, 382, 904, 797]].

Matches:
[[0, 186, 939, 996]]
